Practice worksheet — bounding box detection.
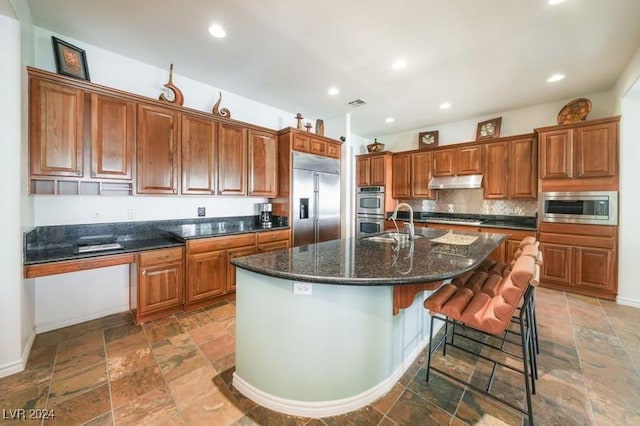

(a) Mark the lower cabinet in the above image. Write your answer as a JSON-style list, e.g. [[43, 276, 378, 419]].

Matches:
[[539, 222, 617, 300], [186, 233, 256, 310], [131, 247, 184, 324], [256, 229, 290, 253]]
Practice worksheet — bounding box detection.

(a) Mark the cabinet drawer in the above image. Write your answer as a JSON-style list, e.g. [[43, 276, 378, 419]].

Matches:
[[138, 247, 184, 266], [188, 233, 256, 254], [257, 229, 290, 244]]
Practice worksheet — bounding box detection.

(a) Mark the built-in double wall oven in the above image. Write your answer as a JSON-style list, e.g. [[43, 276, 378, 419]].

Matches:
[[356, 186, 386, 238]]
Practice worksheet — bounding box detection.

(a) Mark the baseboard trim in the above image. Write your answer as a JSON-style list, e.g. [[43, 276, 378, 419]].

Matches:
[[232, 322, 442, 418], [35, 305, 130, 333], [0, 329, 36, 379], [615, 296, 640, 309]]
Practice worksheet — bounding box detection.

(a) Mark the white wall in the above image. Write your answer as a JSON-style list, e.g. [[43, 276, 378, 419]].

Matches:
[[0, 14, 27, 377], [378, 91, 616, 152]]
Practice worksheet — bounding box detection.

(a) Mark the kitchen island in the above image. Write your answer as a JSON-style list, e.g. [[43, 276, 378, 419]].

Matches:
[[230, 227, 505, 418]]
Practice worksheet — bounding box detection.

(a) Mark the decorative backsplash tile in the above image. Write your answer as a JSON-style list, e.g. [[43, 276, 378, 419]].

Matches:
[[403, 189, 537, 216]]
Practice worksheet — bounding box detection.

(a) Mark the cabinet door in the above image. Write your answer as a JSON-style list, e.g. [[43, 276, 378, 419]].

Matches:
[[574, 247, 615, 291], [181, 114, 216, 194], [292, 133, 309, 152], [90, 94, 134, 180], [136, 103, 179, 194], [411, 152, 435, 198], [574, 122, 617, 178], [309, 138, 327, 156], [370, 155, 387, 186], [226, 245, 257, 292], [257, 240, 290, 253], [218, 122, 247, 195], [138, 261, 184, 315], [326, 142, 341, 159], [356, 157, 371, 187], [483, 142, 509, 199], [509, 137, 537, 198], [539, 129, 572, 179], [249, 130, 278, 196], [540, 243, 572, 285], [187, 249, 226, 303], [457, 146, 483, 175], [433, 149, 455, 176], [30, 78, 84, 177], [392, 154, 411, 198]]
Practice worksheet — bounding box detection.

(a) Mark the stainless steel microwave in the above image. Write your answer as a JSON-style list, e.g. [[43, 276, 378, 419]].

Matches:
[[539, 191, 618, 225]]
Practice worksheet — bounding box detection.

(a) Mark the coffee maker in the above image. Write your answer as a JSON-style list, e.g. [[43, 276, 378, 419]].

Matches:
[[259, 203, 273, 228]]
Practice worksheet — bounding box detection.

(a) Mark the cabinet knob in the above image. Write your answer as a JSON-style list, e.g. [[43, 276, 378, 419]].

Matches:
[[141, 269, 146, 275]]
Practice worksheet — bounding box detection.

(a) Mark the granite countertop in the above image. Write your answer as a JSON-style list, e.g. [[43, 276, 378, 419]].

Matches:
[[231, 227, 506, 286], [390, 211, 537, 231], [24, 216, 289, 265]]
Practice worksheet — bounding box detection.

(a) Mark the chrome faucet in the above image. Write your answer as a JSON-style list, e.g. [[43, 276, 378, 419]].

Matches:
[[389, 202, 415, 241]]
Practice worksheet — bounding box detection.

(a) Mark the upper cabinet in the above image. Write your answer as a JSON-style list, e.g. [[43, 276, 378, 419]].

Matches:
[[433, 145, 483, 177], [29, 78, 84, 178], [288, 128, 341, 160], [90, 94, 135, 180], [136, 103, 180, 194], [537, 116, 619, 191], [217, 122, 248, 195], [181, 113, 216, 195], [483, 134, 537, 199], [248, 129, 278, 197], [392, 151, 435, 199], [356, 152, 391, 187]]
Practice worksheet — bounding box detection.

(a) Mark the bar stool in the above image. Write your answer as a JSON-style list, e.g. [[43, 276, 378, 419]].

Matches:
[[424, 254, 540, 425]]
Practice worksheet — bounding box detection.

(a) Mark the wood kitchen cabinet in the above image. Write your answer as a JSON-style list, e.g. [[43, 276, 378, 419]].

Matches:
[[356, 152, 391, 187], [391, 151, 435, 199], [186, 233, 256, 309], [248, 130, 278, 196], [136, 103, 180, 194], [433, 145, 483, 177], [286, 128, 342, 160], [217, 122, 248, 195], [131, 247, 184, 324], [90, 94, 135, 180], [538, 222, 617, 300], [479, 227, 537, 265], [256, 229, 291, 253], [483, 134, 537, 199], [537, 116, 619, 191], [181, 113, 216, 194], [29, 77, 84, 178]]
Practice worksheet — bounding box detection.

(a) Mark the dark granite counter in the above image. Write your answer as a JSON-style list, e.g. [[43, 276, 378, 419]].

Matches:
[[231, 227, 505, 285], [390, 211, 537, 231], [24, 216, 289, 265]]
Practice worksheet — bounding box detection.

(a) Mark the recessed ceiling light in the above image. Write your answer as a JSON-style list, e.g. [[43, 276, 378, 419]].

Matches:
[[208, 24, 226, 38], [547, 73, 565, 83], [440, 102, 452, 109], [392, 59, 407, 70], [328, 87, 339, 96], [548, 0, 566, 5], [385, 117, 395, 123]]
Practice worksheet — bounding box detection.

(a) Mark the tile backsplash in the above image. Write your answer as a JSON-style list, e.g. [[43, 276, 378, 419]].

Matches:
[[403, 189, 538, 216]]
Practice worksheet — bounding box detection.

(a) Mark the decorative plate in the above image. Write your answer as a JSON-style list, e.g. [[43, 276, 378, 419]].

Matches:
[[557, 98, 592, 124]]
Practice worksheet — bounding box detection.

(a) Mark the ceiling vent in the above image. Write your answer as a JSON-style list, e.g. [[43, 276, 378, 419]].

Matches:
[[347, 99, 367, 107]]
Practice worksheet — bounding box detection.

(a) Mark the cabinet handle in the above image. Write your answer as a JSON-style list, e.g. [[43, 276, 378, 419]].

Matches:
[[141, 269, 146, 275]]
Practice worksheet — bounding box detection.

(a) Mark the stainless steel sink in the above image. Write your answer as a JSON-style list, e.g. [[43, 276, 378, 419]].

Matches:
[[365, 232, 422, 243]]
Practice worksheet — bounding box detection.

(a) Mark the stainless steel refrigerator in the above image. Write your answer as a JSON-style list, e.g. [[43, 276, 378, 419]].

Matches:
[[292, 152, 341, 246]]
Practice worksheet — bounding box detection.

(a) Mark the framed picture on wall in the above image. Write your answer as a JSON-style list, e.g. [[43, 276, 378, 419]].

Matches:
[[52, 36, 91, 81], [475, 117, 502, 140], [418, 130, 439, 150]]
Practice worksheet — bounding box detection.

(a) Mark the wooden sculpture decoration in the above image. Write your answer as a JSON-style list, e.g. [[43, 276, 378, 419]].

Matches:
[[295, 113, 304, 129], [304, 122, 313, 132], [212, 91, 231, 118], [158, 64, 184, 106]]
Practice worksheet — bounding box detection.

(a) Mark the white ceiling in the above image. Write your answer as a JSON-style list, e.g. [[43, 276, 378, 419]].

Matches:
[[25, 0, 640, 137]]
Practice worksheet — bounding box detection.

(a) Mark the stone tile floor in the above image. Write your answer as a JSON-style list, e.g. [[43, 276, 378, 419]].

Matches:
[[1, 287, 639, 425]]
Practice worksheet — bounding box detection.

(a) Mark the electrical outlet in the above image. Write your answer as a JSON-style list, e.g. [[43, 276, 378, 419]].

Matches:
[[197, 207, 206, 217], [293, 282, 312, 296], [127, 208, 135, 219]]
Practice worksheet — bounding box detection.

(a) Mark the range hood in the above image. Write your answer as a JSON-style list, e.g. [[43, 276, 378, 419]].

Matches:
[[428, 174, 483, 190]]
